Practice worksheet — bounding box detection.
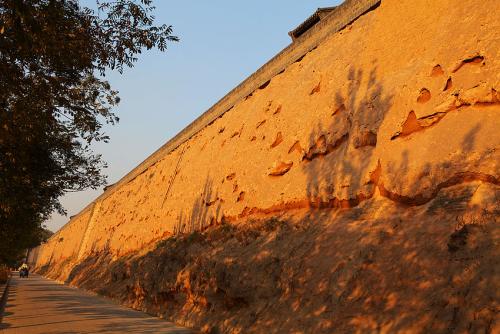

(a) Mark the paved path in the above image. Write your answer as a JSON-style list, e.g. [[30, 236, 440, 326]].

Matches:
[[0, 274, 194, 334]]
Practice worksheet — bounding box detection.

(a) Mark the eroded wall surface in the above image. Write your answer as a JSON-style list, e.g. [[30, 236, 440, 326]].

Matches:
[[31, 208, 92, 278], [33, 0, 499, 278]]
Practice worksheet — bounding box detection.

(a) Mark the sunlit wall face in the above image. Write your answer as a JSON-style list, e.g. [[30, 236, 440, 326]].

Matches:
[[48, 0, 342, 232]]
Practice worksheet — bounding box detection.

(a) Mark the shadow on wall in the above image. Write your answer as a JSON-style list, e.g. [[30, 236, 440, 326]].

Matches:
[[173, 176, 222, 235], [302, 60, 498, 209], [302, 65, 392, 208], [36, 250, 55, 276]]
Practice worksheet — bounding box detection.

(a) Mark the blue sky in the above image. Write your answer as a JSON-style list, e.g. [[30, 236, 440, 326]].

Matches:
[[47, 0, 342, 231]]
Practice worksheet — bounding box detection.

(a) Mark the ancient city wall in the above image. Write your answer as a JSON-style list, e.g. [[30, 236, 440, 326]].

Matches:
[[31, 207, 92, 278], [31, 0, 499, 280], [29, 0, 382, 266]]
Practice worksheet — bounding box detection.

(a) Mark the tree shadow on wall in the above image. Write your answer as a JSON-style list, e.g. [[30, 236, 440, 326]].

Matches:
[[296, 64, 500, 333], [173, 176, 222, 235], [303, 65, 392, 208]]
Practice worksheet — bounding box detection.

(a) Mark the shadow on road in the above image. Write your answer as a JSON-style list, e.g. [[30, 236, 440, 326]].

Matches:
[[0, 274, 194, 333]]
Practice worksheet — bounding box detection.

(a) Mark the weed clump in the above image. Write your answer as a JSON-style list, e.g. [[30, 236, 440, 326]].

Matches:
[[186, 230, 205, 244]]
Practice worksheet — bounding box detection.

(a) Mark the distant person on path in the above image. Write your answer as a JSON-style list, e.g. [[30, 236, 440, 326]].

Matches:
[[19, 263, 29, 278]]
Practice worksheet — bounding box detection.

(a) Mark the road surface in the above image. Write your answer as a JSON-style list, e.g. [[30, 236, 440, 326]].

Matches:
[[0, 274, 194, 334]]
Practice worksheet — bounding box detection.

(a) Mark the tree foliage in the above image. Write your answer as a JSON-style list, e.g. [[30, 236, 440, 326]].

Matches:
[[0, 0, 178, 264]]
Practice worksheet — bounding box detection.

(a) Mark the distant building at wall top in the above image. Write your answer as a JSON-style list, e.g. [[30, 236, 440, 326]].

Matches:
[[288, 7, 337, 41]]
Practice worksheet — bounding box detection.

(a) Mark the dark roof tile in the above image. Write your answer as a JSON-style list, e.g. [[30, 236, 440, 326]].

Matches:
[[289, 6, 337, 41]]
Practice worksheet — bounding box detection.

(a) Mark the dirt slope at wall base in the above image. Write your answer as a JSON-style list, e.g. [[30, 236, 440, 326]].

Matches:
[[37, 182, 499, 333]]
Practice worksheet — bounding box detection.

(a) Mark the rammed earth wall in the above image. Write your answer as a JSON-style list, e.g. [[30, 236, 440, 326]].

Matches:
[[30, 0, 499, 284], [30, 0, 382, 268]]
